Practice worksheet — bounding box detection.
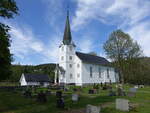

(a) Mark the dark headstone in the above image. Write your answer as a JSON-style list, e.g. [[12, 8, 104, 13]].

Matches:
[[56, 98, 65, 108], [45, 90, 51, 95], [73, 88, 77, 92], [100, 82, 103, 87], [108, 89, 116, 96], [37, 91, 47, 103], [24, 90, 32, 98], [117, 88, 126, 96], [89, 89, 94, 94], [56, 91, 62, 98]]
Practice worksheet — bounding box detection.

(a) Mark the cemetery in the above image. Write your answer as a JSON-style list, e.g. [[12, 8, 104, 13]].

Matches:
[[0, 84, 150, 113]]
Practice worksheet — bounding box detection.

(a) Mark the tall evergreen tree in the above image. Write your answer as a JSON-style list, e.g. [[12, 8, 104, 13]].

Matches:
[[0, 0, 18, 81]]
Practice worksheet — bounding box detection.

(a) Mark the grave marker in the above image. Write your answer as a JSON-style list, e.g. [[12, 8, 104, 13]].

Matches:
[[116, 99, 129, 111], [86, 104, 101, 113], [72, 94, 79, 102]]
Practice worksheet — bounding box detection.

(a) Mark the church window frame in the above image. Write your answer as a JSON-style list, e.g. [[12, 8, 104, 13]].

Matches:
[[70, 73, 73, 79], [77, 64, 80, 68], [69, 46, 72, 51], [90, 66, 93, 78], [99, 67, 101, 78], [69, 56, 72, 60], [69, 64, 72, 68], [77, 73, 80, 78], [61, 56, 64, 61], [107, 68, 109, 78]]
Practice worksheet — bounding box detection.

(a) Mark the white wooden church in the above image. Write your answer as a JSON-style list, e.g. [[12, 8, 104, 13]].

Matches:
[[55, 13, 119, 86]]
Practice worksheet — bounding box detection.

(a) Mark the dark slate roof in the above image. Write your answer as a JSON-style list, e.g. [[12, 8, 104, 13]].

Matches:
[[63, 12, 72, 45], [76, 52, 110, 65], [24, 74, 50, 82]]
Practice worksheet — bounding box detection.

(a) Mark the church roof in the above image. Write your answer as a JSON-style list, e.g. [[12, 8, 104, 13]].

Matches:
[[24, 74, 50, 82], [63, 11, 72, 45], [76, 52, 110, 65]]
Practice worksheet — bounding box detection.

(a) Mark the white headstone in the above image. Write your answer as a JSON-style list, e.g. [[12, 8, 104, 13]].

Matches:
[[86, 104, 101, 113], [129, 88, 137, 93], [116, 99, 129, 111], [139, 85, 144, 88], [134, 85, 139, 89], [72, 94, 78, 102]]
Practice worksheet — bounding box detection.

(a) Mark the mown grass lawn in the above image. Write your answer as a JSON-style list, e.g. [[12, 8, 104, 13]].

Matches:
[[0, 85, 150, 113]]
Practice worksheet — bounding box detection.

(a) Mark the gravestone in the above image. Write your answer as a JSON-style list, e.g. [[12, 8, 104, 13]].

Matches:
[[116, 99, 129, 111], [73, 88, 77, 92], [37, 91, 47, 103], [56, 91, 62, 98], [88, 89, 94, 94], [129, 88, 137, 93], [72, 94, 79, 102], [100, 82, 103, 87], [139, 85, 144, 88], [56, 97, 65, 108], [117, 87, 126, 96], [24, 90, 32, 98], [128, 88, 137, 97], [134, 85, 139, 89], [45, 90, 51, 95], [86, 104, 101, 113], [108, 89, 116, 96]]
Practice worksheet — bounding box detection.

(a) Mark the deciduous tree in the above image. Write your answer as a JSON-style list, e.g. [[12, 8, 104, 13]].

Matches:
[[103, 29, 142, 83]]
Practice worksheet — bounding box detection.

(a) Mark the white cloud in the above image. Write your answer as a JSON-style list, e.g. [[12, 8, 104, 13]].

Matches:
[[76, 37, 94, 53], [126, 22, 150, 56], [9, 23, 44, 59], [6, 22, 60, 64], [41, 0, 64, 28], [72, 0, 150, 56], [73, 0, 150, 28]]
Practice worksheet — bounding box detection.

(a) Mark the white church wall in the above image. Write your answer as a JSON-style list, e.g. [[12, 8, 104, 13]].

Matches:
[[81, 63, 117, 84]]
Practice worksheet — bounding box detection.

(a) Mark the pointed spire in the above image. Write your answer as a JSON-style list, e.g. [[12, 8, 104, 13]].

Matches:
[[63, 9, 72, 45]]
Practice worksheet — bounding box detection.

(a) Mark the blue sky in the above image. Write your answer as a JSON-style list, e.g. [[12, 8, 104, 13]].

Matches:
[[1, 0, 150, 65]]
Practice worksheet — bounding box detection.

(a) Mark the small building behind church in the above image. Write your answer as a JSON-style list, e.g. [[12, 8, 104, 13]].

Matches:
[[54, 12, 119, 86], [20, 73, 50, 87]]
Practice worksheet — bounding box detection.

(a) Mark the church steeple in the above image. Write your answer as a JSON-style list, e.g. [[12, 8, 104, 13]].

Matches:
[[63, 10, 72, 45]]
